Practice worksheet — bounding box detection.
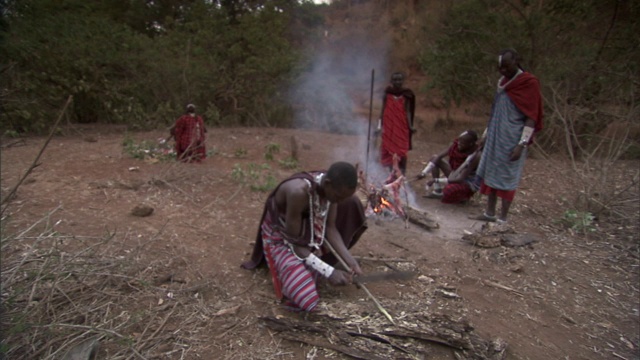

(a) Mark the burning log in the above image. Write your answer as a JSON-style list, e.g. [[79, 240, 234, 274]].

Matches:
[[358, 156, 439, 230]]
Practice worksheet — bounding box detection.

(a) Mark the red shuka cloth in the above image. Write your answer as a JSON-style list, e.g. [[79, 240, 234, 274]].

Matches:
[[241, 172, 368, 271], [480, 182, 516, 202], [447, 138, 477, 171], [503, 72, 544, 135], [380, 86, 415, 166], [174, 114, 206, 162]]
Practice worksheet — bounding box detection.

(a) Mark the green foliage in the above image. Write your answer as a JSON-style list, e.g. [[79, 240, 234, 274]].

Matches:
[[230, 164, 246, 182], [3, 130, 20, 138], [0, 0, 304, 133], [234, 148, 248, 158], [561, 209, 597, 234], [278, 156, 298, 170], [264, 143, 281, 160], [250, 175, 278, 192], [122, 134, 175, 162], [230, 140, 296, 191], [230, 162, 277, 192]]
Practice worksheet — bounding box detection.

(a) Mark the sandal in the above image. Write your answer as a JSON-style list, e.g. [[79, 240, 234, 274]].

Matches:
[[468, 213, 497, 222]]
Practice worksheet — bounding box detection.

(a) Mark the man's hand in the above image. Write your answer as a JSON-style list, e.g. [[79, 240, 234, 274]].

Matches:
[[328, 269, 353, 286], [347, 259, 363, 276], [510, 144, 525, 161]]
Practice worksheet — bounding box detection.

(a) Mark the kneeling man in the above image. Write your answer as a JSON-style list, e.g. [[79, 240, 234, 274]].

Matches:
[[241, 162, 367, 312]]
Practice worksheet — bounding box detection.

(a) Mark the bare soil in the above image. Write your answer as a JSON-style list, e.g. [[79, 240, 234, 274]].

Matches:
[[1, 118, 638, 359]]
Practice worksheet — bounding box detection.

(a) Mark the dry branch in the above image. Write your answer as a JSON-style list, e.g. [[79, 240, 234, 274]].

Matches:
[[483, 280, 524, 297], [259, 314, 507, 360], [1, 96, 73, 210], [0, 217, 216, 360], [353, 256, 413, 263], [405, 206, 439, 230], [280, 334, 385, 360]]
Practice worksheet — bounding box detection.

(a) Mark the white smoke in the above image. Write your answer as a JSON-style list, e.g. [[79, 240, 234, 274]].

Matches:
[[288, 29, 390, 182]]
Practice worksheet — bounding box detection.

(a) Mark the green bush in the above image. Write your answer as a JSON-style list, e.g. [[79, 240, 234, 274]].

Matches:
[[122, 134, 175, 162], [560, 209, 597, 234]]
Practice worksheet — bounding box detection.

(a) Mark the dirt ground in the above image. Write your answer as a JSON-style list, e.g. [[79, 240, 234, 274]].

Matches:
[[1, 118, 639, 360]]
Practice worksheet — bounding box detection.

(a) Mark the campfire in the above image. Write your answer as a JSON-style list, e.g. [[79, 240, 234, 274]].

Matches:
[[363, 176, 406, 218], [358, 155, 439, 230], [358, 155, 408, 218]]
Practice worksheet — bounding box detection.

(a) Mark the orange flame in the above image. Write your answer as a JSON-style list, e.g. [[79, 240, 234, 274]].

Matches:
[[374, 196, 394, 214]]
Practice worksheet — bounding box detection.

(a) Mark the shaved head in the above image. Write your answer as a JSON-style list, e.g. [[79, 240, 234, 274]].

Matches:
[[498, 48, 522, 67], [498, 48, 523, 79]]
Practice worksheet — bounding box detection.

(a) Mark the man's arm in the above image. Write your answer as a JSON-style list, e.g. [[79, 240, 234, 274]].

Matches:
[[280, 180, 312, 259], [430, 146, 450, 164], [419, 145, 451, 178], [510, 118, 536, 161], [376, 94, 387, 133], [324, 203, 362, 275], [449, 150, 481, 183], [404, 96, 415, 132], [280, 182, 357, 284]]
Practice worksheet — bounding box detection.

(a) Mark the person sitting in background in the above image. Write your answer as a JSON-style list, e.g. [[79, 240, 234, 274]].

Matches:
[[426, 148, 482, 204], [173, 104, 207, 163], [418, 130, 479, 201]]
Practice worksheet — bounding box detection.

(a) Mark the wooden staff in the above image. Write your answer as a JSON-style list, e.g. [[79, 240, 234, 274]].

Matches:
[[365, 68, 375, 178], [323, 240, 395, 324]]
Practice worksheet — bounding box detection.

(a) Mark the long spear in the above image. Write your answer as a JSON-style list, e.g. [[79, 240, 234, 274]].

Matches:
[[365, 69, 375, 178]]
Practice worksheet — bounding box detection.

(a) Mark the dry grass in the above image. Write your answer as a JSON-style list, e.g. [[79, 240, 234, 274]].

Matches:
[[543, 86, 640, 230], [0, 207, 219, 359]]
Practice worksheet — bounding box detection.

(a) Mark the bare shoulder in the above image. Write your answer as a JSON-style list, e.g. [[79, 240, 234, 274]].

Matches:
[[275, 178, 309, 203]]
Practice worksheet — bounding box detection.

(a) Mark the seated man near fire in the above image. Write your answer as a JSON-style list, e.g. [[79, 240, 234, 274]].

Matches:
[[418, 130, 480, 203], [241, 162, 368, 312]]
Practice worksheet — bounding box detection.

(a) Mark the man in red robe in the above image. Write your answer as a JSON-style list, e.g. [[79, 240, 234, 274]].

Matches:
[[419, 130, 479, 203], [173, 104, 207, 163], [377, 72, 416, 174]]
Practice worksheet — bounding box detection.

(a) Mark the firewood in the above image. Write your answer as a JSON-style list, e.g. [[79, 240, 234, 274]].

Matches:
[[404, 206, 439, 230]]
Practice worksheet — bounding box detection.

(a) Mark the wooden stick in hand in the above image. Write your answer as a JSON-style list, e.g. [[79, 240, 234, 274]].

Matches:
[[322, 240, 395, 324]]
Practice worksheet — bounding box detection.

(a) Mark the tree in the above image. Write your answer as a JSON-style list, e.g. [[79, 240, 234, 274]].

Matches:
[[0, 0, 304, 132], [418, 0, 639, 152]]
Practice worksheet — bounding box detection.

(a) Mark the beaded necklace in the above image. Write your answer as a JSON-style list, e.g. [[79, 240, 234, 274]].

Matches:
[[303, 173, 330, 250]]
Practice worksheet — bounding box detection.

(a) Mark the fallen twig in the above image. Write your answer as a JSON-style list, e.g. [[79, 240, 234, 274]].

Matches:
[[135, 302, 178, 354], [483, 280, 524, 297], [280, 333, 385, 360], [353, 256, 412, 263]]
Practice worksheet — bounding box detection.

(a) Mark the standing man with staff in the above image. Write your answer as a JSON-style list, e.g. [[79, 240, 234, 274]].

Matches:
[[472, 48, 544, 224], [376, 72, 416, 175]]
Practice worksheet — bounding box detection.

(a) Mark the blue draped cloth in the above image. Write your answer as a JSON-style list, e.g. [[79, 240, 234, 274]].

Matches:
[[477, 89, 528, 191]]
